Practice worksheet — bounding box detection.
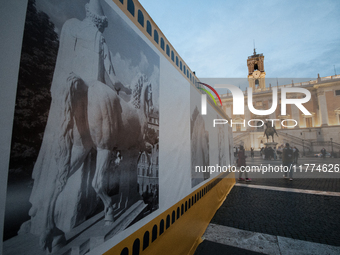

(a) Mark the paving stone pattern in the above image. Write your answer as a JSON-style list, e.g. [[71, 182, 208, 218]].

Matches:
[[194, 240, 264, 255], [211, 186, 340, 246], [238, 178, 340, 192]]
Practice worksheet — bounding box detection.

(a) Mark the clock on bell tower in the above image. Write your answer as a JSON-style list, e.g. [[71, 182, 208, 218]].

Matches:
[[247, 48, 266, 90]]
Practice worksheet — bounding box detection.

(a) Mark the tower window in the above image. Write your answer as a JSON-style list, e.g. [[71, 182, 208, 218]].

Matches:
[[254, 63, 259, 70], [255, 79, 259, 88]]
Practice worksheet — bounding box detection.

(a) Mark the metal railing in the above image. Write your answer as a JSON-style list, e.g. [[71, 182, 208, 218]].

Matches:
[[233, 132, 250, 144], [276, 131, 313, 154]]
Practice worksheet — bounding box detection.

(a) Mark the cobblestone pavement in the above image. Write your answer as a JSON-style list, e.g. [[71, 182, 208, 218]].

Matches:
[[236, 157, 340, 192], [195, 239, 264, 255], [232, 157, 340, 181], [211, 186, 340, 246], [237, 178, 340, 192], [195, 156, 340, 255]]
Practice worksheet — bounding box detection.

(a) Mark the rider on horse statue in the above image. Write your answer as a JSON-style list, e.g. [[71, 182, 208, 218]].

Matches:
[[264, 121, 279, 142]]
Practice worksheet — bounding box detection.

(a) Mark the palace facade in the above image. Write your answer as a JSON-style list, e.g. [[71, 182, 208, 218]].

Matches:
[[220, 50, 340, 156]]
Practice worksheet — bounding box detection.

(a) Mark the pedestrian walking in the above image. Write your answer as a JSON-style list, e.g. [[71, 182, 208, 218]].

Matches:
[[234, 147, 238, 157], [238, 145, 250, 182], [250, 147, 254, 158], [273, 147, 277, 160], [293, 146, 299, 164], [282, 143, 294, 180]]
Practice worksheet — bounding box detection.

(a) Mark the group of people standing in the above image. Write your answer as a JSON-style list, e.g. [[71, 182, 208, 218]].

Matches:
[[277, 145, 299, 164], [260, 146, 277, 160], [259, 145, 299, 163], [237, 143, 299, 182]]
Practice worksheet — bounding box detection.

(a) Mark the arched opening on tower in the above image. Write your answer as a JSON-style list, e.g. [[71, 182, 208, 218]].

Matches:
[[254, 63, 259, 70], [255, 79, 259, 88]]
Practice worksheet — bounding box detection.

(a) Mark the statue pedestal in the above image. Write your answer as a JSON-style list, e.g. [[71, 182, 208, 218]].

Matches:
[[263, 142, 279, 160], [264, 142, 278, 148]]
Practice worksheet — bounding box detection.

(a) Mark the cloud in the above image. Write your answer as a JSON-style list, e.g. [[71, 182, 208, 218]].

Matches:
[[36, 0, 88, 35], [138, 52, 149, 75], [111, 51, 160, 108], [139, 0, 340, 79]]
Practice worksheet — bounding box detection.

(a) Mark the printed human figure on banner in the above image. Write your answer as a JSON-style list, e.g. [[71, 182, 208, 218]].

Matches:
[[191, 106, 210, 187]]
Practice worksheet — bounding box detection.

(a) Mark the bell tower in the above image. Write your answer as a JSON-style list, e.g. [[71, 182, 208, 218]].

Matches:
[[247, 48, 266, 90]]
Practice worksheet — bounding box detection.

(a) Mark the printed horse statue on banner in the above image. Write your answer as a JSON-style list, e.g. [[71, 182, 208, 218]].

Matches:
[[22, 0, 157, 252], [29, 73, 153, 252]]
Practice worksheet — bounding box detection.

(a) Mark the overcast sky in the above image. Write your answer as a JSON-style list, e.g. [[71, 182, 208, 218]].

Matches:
[[138, 0, 340, 80]]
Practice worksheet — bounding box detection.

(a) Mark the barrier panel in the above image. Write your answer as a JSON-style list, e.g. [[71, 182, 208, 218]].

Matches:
[[0, 0, 234, 254]]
